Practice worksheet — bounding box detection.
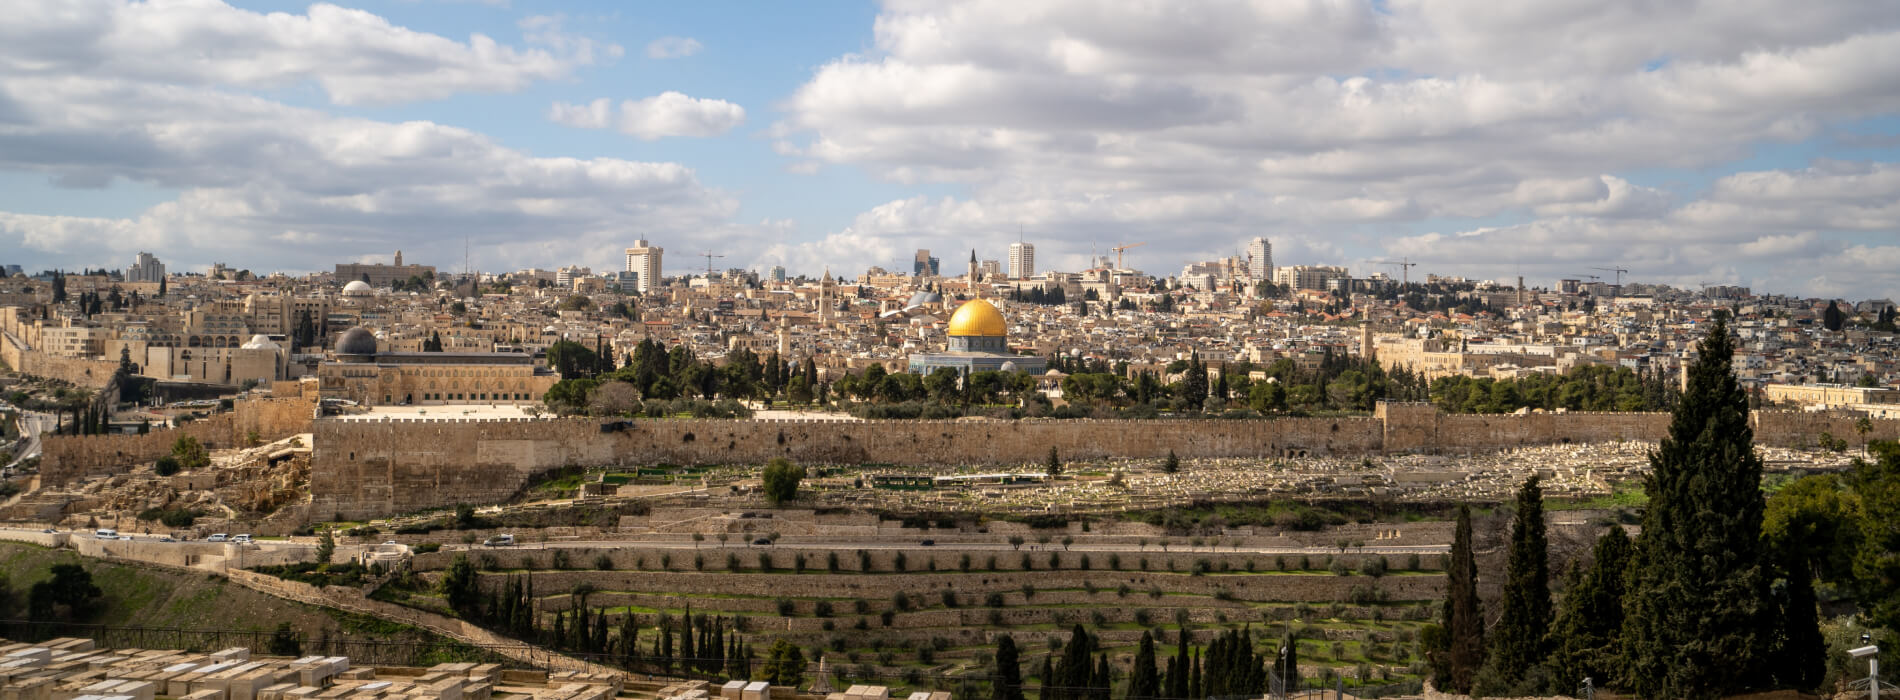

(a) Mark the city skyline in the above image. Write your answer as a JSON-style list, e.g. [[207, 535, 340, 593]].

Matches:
[[2, 1, 1898, 300]]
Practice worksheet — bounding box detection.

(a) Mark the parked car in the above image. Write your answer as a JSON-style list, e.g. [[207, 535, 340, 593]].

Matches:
[[752, 537, 772, 546], [232, 534, 253, 544], [206, 533, 229, 542], [483, 534, 516, 547], [94, 529, 117, 539], [920, 539, 935, 546]]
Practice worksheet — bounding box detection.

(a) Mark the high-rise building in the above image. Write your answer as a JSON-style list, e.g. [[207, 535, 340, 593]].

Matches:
[[1246, 237, 1272, 281], [126, 252, 166, 283], [913, 249, 940, 277], [624, 239, 663, 294], [1272, 265, 1348, 291], [980, 260, 1004, 279], [769, 265, 787, 283], [1008, 242, 1035, 279]]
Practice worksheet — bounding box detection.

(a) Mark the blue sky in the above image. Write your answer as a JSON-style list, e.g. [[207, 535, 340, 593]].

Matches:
[[2, 0, 1899, 299]]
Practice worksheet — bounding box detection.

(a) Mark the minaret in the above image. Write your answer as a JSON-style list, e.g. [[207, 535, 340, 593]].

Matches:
[[776, 311, 790, 356]]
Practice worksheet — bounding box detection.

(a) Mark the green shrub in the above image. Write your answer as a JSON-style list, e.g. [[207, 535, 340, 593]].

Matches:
[[412, 543, 442, 554]]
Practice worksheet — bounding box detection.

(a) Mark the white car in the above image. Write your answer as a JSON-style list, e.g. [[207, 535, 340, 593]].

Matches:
[[206, 533, 229, 542], [233, 534, 253, 544]]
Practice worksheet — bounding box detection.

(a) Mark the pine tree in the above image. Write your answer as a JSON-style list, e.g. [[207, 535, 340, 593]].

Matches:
[[1127, 632, 1158, 700], [1437, 504, 1483, 694], [1621, 316, 1773, 698], [1545, 528, 1632, 689], [994, 634, 1026, 700], [1480, 475, 1551, 692]]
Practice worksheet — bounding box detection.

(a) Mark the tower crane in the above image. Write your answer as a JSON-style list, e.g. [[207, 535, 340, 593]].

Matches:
[[1110, 242, 1146, 270], [1370, 258, 1419, 285], [699, 251, 726, 279], [1591, 266, 1628, 287]]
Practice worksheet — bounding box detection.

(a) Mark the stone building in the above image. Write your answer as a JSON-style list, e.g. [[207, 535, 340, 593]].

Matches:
[[315, 327, 558, 406]]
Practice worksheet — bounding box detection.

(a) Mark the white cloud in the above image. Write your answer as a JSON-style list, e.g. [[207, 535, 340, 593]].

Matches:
[[550, 92, 746, 140], [777, 0, 1900, 297], [0, 0, 616, 106], [646, 36, 703, 59]]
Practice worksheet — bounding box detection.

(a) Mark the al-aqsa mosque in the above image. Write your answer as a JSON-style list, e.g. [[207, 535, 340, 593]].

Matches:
[[906, 298, 1048, 375]]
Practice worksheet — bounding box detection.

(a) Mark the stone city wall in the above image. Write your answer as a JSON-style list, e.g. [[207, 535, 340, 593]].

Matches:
[[291, 404, 1900, 519], [1753, 410, 1900, 447], [309, 416, 1385, 519], [39, 396, 318, 485], [1, 330, 120, 388]]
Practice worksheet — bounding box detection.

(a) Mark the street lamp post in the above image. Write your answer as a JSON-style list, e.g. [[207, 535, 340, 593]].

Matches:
[[1850, 641, 1894, 700]]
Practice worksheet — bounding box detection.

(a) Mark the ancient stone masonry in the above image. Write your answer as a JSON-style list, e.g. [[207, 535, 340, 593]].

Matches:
[[306, 405, 1900, 519], [39, 396, 318, 485], [1, 330, 120, 388]]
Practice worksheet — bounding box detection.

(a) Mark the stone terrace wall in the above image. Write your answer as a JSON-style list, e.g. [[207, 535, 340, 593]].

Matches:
[[0, 331, 119, 389], [40, 396, 318, 485]]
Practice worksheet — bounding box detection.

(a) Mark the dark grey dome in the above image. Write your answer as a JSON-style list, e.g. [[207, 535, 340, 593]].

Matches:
[[335, 327, 378, 355]]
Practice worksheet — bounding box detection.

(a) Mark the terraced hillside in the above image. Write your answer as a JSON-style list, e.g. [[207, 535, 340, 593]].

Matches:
[[376, 544, 1446, 695]]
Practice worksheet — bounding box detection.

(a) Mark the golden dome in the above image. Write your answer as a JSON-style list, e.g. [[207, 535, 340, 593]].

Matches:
[[946, 298, 1007, 337]]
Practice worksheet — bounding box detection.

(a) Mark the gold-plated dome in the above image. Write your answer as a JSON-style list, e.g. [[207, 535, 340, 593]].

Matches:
[[946, 299, 1007, 337]]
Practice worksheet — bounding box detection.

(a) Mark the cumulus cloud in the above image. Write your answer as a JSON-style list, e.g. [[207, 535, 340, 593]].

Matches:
[[0, 3, 759, 275], [646, 36, 703, 59], [0, 0, 616, 105], [776, 0, 1900, 297], [550, 92, 746, 139]]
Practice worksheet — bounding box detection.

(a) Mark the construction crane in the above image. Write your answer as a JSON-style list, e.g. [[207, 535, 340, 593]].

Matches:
[[1579, 274, 1601, 283], [1591, 266, 1628, 287], [1370, 258, 1419, 285], [1110, 242, 1146, 270], [699, 251, 726, 279]]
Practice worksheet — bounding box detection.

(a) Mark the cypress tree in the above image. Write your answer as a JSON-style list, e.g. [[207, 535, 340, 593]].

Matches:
[[1127, 631, 1158, 700], [1040, 656, 1055, 700], [1546, 528, 1632, 689], [1185, 648, 1200, 700], [1169, 627, 1189, 699], [994, 634, 1025, 700], [1621, 316, 1773, 698], [1092, 655, 1111, 700], [1481, 475, 1551, 691], [1275, 632, 1299, 693], [1439, 504, 1483, 694]]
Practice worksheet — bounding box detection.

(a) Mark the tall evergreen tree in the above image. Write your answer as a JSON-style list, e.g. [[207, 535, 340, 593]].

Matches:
[[1276, 631, 1298, 693], [1127, 632, 1158, 700], [1621, 317, 1773, 698], [1480, 475, 1552, 692], [1040, 656, 1055, 700], [994, 635, 1026, 700], [1545, 528, 1632, 689], [1169, 627, 1190, 699], [1437, 504, 1483, 694]]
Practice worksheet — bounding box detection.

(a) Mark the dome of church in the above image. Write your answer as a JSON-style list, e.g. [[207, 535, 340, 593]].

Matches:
[[342, 280, 373, 296], [240, 334, 279, 351], [946, 299, 1007, 337], [334, 327, 378, 355]]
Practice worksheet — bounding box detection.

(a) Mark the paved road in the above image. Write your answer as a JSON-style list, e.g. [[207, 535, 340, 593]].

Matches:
[[4, 410, 54, 472]]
